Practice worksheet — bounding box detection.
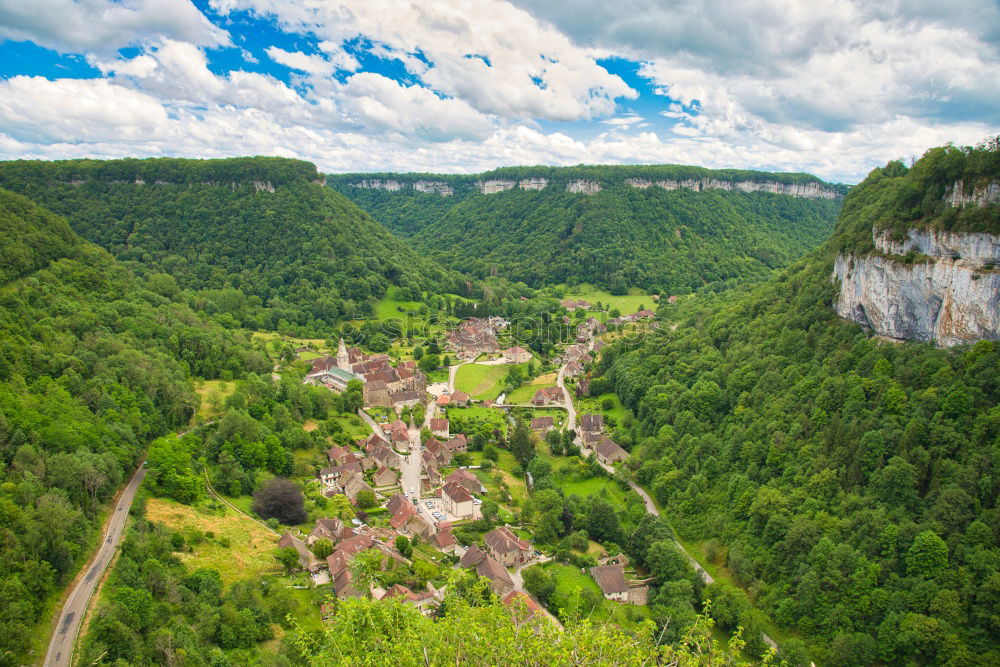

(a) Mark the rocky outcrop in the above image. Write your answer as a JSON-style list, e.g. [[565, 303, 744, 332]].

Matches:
[[252, 180, 275, 193], [945, 179, 1000, 208], [519, 178, 548, 191], [413, 180, 453, 196], [833, 228, 1000, 346], [566, 180, 602, 194], [479, 179, 515, 194], [352, 179, 404, 191], [625, 177, 840, 199]]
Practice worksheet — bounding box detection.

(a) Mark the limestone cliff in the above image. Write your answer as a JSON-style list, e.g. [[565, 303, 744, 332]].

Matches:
[[833, 227, 1000, 346], [625, 176, 839, 199]]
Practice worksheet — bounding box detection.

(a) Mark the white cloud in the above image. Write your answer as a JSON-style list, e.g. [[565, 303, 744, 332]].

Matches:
[[0, 0, 229, 54], [209, 0, 637, 122]]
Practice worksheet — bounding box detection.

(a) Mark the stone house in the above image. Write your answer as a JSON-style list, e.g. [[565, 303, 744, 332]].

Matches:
[[594, 437, 629, 465], [441, 480, 474, 519], [484, 525, 532, 567], [589, 564, 628, 602]]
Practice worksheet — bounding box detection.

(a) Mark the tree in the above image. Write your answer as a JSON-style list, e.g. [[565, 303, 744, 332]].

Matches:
[[545, 429, 562, 455], [646, 540, 689, 582], [509, 421, 535, 467], [906, 530, 948, 578], [419, 354, 440, 374], [252, 478, 307, 525], [356, 490, 377, 509], [312, 538, 334, 559], [395, 535, 413, 558], [522, 566, 555, 605], [275, 547, 300, 573], [480, 499, 499, 523]]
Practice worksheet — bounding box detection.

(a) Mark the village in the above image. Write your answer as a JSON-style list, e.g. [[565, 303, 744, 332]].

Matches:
[[275, 298, 659, 623]]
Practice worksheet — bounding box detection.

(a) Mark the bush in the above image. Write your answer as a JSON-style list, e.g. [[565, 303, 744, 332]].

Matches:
[[252, 478, 307, 525]]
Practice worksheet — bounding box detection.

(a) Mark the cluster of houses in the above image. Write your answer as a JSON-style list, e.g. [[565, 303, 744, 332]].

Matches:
[[305, 339, 427, 409], [608, 309, 656, 326], [580, 414, 629, 466], [458, 524, 535, 597], [446, 317, 506, 360], [560, 299, 593, 311], [530, 386, 565, 406]]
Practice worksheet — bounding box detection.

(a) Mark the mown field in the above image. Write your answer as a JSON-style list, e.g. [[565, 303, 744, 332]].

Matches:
[[454, 363, 527, 400]]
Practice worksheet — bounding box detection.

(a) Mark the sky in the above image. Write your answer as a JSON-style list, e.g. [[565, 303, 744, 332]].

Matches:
[[0, 0, 997, 182]]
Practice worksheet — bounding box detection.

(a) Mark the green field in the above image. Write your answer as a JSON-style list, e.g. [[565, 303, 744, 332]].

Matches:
[[541, 563, 652, 630], [548, 284, 653, 317], [193, 379, 235, 423], [454, 363, 526, 401], [575, 393, 628, 428], [506, 372, 558, 404]]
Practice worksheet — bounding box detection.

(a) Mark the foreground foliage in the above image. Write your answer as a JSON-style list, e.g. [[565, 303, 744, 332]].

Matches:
[[0, 189, 274, 663]]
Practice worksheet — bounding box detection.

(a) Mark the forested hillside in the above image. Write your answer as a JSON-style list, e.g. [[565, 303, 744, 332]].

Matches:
[[0, 189, 271, 663], [330, 165, 844, 294], [598, 145, 1000, 664], [0, 158, 462, 336]]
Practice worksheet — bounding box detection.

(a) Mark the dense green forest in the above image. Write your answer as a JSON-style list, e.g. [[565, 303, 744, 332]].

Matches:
[[331, 166, 844, 294], [0, 158, 463, 336], [833, 139, 1000, 253], [596, 146, 1000, 664], [0, 189, 275, 663]]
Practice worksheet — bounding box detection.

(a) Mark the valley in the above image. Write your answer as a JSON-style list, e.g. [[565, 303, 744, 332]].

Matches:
[[0, 143, 995, 667]]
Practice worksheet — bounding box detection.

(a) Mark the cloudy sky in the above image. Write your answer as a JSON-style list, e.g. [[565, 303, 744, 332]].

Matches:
[[0, 0, 997, 182]]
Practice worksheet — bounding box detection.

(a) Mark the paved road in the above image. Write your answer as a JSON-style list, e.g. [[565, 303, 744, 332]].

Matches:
[[447, 363, 464, 392], [562, 340, 777, 651], [44, 465, 147, 667]]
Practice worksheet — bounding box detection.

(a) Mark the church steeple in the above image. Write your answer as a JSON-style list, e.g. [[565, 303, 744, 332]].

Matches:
[[337, 338, 349, 370]]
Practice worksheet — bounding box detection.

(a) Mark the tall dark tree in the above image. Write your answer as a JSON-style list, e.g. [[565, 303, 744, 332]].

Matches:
[[252, 478, 306, 525]]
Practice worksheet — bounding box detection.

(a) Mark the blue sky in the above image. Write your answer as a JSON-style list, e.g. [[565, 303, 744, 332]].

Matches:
[[0, 0, 997, 182]]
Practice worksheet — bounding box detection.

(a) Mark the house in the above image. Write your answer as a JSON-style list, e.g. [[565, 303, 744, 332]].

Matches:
[[446, 318, 502, 360], [449, 391, 471, 407], [386, 493, 409, 516], [635, 309, 655, 319], [390, 390, 424, 408], [484, 525, 532, 567], [430, 522, 458, 553], [502, 346, 532, 363], [502, 590, 544, 623], [278, 533, 322, 573], [340, 471, 376, 504], [422, 463, 442, 491], [459, 545, 515, 598], [373, 466, 398, 487], [436, 393, 451, 407], [575, 377, 591, 398], [445, 468, 483, 495], [369, 443, 400, 470], [444, 433, 468, 453], [382, 584, 437, 612], [530, 416, 554, 433], [668, 295, 678, 304], [441, 480, 475, 519], [319, 462, 361, 487], [430, 418, 450, 438], [594, 437, 629, 465], [563, 361, 584, 378], [327, 444, 354, 465], [389, 501, 432, 538], [307, 517, 344, 546], [531, 387, 563, 406], [560, 299, 592, 311], [423, 438, 453, 467], [580, 413, 604, 434], [582, 431, 604, 448], [589, 564, 629, 602], [359, 432, 391, 452]]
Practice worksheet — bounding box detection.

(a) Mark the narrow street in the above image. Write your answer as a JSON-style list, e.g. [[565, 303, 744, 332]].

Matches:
[[44, 466, 147, 667]]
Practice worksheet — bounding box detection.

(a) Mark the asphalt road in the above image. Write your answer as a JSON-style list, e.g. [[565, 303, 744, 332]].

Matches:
[[44, 465, 147, 667]]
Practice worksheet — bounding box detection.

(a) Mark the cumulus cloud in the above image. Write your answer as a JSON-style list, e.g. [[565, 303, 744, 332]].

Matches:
[[0, 0, 229, 54], [209, 0, 637, 122]]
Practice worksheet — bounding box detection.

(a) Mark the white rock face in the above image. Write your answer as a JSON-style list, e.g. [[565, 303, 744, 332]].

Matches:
[[566, 179, 602, 194], [945, 179, 1000, 208], [519, 178, 548, 191], [352, 179, 404, 191], [834, 228, 1000, 346], [252, 180, 275, 193], [479, 179, 515, 194], [625, 177, 840, 199], [413, 180, 453, 196]]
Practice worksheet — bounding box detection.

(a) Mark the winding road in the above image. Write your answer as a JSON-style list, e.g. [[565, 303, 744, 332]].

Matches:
[[44, 465, 147, 667]]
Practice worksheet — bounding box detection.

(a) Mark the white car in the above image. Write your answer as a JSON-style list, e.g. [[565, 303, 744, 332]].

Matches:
[[409, 487, 415, 495]]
